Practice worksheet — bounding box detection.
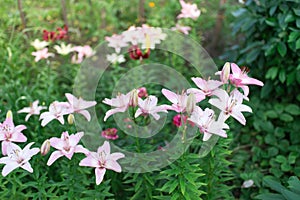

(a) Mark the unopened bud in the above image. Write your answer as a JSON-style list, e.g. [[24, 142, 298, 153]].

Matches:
[[221, 62, 230, 83], [129, 89, 139, 107], [6, 110, 12, 119], [40, 139, 51, 156], [186, 93, 196, 115], [68, 114, 75, 125]]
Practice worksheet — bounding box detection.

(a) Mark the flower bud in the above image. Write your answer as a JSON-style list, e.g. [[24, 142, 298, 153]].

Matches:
[[6, 110, 12, 119], [68, 114, 75, 125], [40, 139, 51, 156], [137, 87, 148, 98], [129, 89, 139, 107], [221, 62, 230, 83], [186, 93, 196, 115]]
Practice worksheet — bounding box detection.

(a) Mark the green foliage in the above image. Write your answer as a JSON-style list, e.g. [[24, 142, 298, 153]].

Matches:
[[156, 153, 206, 200], [256, 176, 300, 200], [222, 0, 300, 198]]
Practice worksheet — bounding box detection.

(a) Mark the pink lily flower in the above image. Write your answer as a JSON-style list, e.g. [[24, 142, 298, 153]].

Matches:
[[229, 63, 264, 96], [65, 93, 97, 121], [135, 95, 168, 120], [101, 128, 119, 140], [208, 89, 252, 125], [31, 48, 54, 62], [0, 142, 39, 176], [17, 100, 47, 121], [102, 92, 131, 121], [122, 26, 143, 45], [72, 45, 95, 64], [177, 0, 201, 20], [161, 89, 204, 113], [105, 34, 128, 53], [47, 131, 88, 166], [188, 77, 223, 97], [79, 141, 125, 185], [39, 101, 70, 127], [188, 107, 228, 141], [0, 111, 27, 155], [171, 24, 192, 35]]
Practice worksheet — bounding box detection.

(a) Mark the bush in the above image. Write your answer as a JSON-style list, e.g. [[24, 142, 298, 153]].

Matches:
[[222, 0, 300, 198]]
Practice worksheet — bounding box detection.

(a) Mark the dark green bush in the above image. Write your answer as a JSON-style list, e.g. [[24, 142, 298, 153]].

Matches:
[[222, 0, 300, 198]]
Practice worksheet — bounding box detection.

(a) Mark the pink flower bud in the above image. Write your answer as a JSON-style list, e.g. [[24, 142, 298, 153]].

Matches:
[[101, 128, 119, 140], [40, 139, 51, 156], [137, 87, 148, 98]]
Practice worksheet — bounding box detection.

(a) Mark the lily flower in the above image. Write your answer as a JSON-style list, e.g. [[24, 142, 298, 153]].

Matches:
[[229, 63, 264, 96], [188, 77, 223, 97], [30, 39, 50, 50], [72, 45, 95, 63], [135, 95, 168, 120], [31, 48, 54, 62], [65, 93, 97, 121], [102, 92, 131, 121], [208, 89, 252, 125], [171, 24, 192, 35], [17, 100, 47, 121], [105, 34, 128, 53], [79, 141, 125, 185], [162, 89, 204, 113], [47, 131, 88, 166], [39, 101, 70, 127], [54, 43, 73, 55], [177, 0, 201, 20], [188, 107, 228, 141], [0, 111, 27, 155], [0, 142, 39, 176], [106, 53, 126, 64]]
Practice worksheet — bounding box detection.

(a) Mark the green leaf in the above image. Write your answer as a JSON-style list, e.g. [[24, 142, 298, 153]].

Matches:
[[288, 31, 300, 42], [265, 67, 278, 80], [263, 176, 286, 193], [269, 6, 277, 16], [279, 69, 286, 83], [282, 189, 300, 200], [265, 18, 277, 26], [288, 176, 300, 194], [296, 38, 300, 49], [285, 13, 295, 23], [285, 104, 300, 115], [179, 176, 186, 196], [256, 193, 285, 200], [297, 19, 300, 28], [279, 113, 294, 122], [281, 163, 292, 172], [246, 49, 260, 63], [275, 155, 287, 163], [277, 42, 287, 57], [288, 152, 298, 164], [265, 110, 278, 118], [293, 8, 300, 16]]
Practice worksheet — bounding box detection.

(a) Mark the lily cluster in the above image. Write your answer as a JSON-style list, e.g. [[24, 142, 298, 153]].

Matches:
[[103, 62, 263, 141], [105, 24, 167, 64], [0, 94, 124, 185], [171, 0, 201, 35], [31, 26, 94, 63]]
